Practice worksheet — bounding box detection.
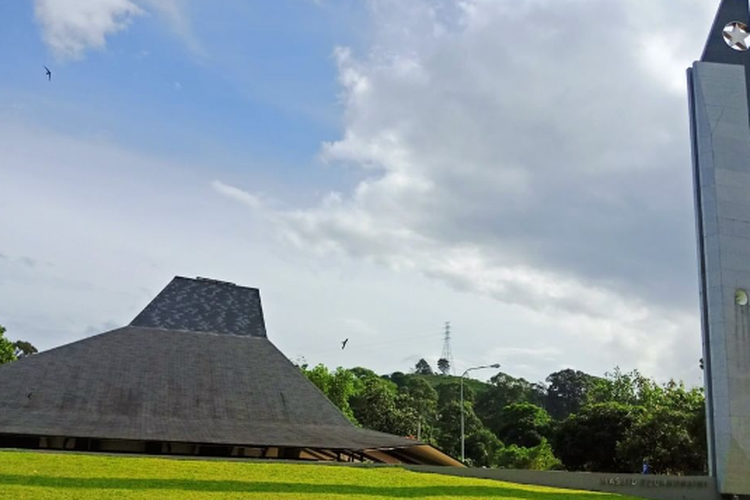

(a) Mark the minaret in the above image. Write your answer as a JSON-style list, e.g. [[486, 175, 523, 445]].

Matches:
[[688, 1, 750, 496]]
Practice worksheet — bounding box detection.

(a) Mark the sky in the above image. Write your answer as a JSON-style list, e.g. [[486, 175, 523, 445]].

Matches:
[[0, 0, 722, 385]]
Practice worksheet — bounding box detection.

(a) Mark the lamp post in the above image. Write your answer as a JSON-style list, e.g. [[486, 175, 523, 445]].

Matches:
[[460, 363, 500, 464]]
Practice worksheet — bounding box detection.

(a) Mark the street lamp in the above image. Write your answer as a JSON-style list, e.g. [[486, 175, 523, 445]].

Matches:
[[460, 363, 500, 464]]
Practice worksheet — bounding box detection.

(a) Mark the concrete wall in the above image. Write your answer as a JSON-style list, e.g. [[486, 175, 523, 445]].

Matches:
[[690, 60, 750, 497], [404, 466, 721, 500]]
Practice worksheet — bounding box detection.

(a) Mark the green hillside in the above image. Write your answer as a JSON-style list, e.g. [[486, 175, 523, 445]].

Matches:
[[416, 373, 491, 394]]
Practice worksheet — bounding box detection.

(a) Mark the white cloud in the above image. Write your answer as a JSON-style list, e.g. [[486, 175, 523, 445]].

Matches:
[[212, 180, 263, 210], [13, 0, 720, 383], [217, 177, 697, 376], [216, 0, 716, 379], [0, 120, 549, 382], [33, 0, 204, 60], [34, 0, 144, 60], [141, 0, 206, 58]]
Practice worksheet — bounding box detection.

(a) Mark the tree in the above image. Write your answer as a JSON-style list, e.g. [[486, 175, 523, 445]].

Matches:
[[436, 380, 474, 409], [0, 324, 16, 365], [495, 403, 551, 448], [402, 377, 439, 443], [13, 340, 38, 358], [351, 377, 418, 436], [579, 368, 707, 475], [552, 402, 638, 472], [495, 440, 561, 470], [464, 428, 502, 467], [414, 358, 433, 375], [437, 357, 451, 375], [393, 393, 421, 437], [303, 363, 331, 393], [545, 369, 598, 420], [349, 366, 379, 381], [328, 368, 358, 423], [404, 377, 438, 419], [435, 399, 483, 459], [475, 372, 545, 433], [300, 364, 357, 423], [616, 381, 707, 475], [387, 371, 408, 388], [588, 367, 661, 408]]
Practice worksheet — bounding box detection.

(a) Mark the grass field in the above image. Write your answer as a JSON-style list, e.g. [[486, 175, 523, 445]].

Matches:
[[0, 450, 644, 499]]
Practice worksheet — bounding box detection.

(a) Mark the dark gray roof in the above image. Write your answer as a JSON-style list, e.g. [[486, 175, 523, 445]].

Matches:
[[0, 277, 427, 455], [130, 276, 266, 337], [0, 326, 410, 450]]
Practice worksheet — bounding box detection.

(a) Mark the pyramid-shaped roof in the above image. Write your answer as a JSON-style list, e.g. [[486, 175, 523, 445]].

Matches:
[[130, 277, 267, 337], [0, 277, 459, 464]]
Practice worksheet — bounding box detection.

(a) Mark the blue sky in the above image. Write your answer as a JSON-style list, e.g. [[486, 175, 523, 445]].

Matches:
[[0, 1, 365, 189], [0, 0, 721, 384]]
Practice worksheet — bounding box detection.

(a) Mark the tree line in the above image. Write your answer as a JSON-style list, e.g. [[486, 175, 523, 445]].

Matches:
[[0, 323, 704, 474], [300, 359, 707, 474]]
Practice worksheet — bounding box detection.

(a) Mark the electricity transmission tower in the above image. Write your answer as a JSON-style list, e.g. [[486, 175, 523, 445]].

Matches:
[[439, 321, 454, 376]]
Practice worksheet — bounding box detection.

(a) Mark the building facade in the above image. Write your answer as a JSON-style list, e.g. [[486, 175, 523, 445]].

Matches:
[[688, 0, 750, 496]]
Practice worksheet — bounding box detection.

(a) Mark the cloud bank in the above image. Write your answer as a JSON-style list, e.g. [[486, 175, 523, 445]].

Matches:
[[34, 0, 144, 60], [34, 0, 202, 60], [216, 0, 717, 377]]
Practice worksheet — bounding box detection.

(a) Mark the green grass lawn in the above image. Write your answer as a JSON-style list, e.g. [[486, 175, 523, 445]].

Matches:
[[0, 450, 644, 500]]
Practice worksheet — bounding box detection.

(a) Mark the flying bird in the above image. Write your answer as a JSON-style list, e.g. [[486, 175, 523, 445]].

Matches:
[[44, 66, 51, 81], [341, 338, 349, 350]]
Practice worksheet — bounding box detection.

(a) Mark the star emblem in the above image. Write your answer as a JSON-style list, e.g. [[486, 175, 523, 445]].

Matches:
[[723, 21, 750, 51]]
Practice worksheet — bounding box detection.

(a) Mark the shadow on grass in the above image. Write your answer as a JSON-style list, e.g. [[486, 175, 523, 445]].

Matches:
[[0, 474, 613, 499]]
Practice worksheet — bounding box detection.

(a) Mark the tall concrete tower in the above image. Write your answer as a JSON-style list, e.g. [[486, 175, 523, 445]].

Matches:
[[688, 0, 750, 496]]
